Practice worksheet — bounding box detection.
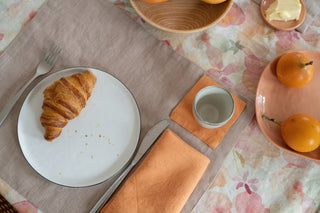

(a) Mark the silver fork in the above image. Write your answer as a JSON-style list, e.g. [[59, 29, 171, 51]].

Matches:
[[0, 44, 61, 126]]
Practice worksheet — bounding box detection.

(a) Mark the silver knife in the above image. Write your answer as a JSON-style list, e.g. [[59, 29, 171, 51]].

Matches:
[[90, 119, 170, 213]]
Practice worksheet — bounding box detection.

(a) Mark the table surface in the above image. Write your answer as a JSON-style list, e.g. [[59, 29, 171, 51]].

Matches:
[[0, 0, 319, 212]]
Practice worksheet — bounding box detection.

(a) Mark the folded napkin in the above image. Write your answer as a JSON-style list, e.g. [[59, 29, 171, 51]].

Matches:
[[252, 0, 319, 33], [170, 75, 246, 149], [0, 194, 18, 213], [101, 129, 210, 213]]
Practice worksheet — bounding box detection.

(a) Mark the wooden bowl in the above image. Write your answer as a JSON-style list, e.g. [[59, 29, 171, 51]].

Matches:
[[129, 0, 233, 33]]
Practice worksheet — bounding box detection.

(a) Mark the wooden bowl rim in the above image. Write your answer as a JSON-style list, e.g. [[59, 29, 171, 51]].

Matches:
[[129, 0, 234, 34]]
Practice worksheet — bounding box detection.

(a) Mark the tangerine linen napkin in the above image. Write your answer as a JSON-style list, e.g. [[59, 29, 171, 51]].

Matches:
[[101, 129, 210, 213], [170, 75, 246, 149]]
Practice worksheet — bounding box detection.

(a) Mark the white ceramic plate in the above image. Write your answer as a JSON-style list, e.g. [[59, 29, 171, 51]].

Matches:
[[17, 67, 141, 187]]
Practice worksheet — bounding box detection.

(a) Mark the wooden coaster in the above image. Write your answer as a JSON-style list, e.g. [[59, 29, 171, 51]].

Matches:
[[0, 194, 18, 213]]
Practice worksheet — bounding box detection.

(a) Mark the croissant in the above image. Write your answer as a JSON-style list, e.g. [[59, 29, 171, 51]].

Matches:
[[40, 70, 97, 141]]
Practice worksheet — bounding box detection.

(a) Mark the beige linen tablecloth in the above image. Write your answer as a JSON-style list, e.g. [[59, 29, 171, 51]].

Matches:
[[0, 0, 254, 212]]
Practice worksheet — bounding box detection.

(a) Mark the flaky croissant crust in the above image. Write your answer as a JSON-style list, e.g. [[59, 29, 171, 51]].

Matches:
[[40, 70, 96, 141]]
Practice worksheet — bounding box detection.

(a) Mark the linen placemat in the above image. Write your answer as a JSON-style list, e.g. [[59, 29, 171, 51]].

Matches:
[[171, 74, 247, 149], [0, 0, 254, 212], [252, 0, 319, 33], [101, 129, 210, 213]]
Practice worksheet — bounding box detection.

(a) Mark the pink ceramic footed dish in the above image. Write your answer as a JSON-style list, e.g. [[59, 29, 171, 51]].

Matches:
[[256, 49, 320, 161]]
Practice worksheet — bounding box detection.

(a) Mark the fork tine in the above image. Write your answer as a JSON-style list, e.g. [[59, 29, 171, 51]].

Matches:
[[44, 44, 57, 61], [46, 45, 60, 64], [50, 48, 62, 66]]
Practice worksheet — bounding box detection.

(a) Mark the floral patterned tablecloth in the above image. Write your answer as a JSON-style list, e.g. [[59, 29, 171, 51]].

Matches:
[[0, 0, 319, 212]]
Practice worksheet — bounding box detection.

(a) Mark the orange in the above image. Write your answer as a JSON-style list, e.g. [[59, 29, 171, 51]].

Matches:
[[141, 0, 167, 3], [201, 0, 227, 4], [281, 114, 320, 152], [276, 52, 314, 87]]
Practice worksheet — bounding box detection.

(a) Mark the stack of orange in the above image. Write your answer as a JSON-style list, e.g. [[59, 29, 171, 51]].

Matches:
[[276, 52, 314, 87], [263, 113, 320, 153]]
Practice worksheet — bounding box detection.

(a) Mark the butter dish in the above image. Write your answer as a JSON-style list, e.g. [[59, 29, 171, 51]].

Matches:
[[260, 0, 306, 31]]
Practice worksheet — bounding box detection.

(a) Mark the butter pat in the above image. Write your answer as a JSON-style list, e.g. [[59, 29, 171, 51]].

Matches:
[[266, 0, 301, 21]]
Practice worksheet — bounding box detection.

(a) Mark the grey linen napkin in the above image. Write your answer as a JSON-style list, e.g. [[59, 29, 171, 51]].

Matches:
[[253, 0, 320, 32], [0, 0, 254, 212]]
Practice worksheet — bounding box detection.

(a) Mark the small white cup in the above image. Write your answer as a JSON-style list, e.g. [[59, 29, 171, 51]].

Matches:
[[193, 86, 235, 128]]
